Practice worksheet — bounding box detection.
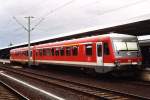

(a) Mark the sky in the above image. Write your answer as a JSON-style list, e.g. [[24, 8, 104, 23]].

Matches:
[[0, 0, 150, 48]]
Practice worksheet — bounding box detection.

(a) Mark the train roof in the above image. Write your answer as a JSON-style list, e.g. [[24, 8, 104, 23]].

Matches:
[[101, 33, 137, 38], [10, 33, 137, 51], [10, 46, 33, 52], [34, 33, 137, 47]]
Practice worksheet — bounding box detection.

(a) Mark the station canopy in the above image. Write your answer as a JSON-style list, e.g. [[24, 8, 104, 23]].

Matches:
[[1, 14, 150, 50]]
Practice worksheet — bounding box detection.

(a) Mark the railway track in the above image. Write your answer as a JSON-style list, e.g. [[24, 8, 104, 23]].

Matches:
[[0, 65, 149, 100], [0, 81, 27, 100], [118, 79, 150, 87]]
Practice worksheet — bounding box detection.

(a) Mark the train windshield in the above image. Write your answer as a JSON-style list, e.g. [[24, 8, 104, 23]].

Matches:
[[114, 41, 138, 51]]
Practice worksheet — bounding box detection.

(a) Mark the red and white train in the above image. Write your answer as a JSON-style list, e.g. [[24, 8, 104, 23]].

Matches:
[[10, 33, 142, 73]]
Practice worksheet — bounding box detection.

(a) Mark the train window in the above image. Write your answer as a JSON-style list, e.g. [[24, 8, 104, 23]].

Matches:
[[85, 44, 92, 56], [104, 43, 110, 55], [46, 48, 51, 56], [72, 46, 78, 56], [23, 51, 25, 56], [21, 51, 24, 56], [55, 48, 59, 56], [60, 47, 64, 56], [30, 51, 32, 57], [17, 52, 19, 56], [66, 47, 71, 56], [20, 52, 22, 56], [18, 52, 20, 56], [16, 52, 18, 56], [36, 51, 38, 56], [39, 49, 43, 56], [26, 51, 27, 56], [25, 51, 27, 56], [23, 51, 24, 56], [97, 44, 102, 57], [51, 48, 54, 56], [43, 49, 47, 56]]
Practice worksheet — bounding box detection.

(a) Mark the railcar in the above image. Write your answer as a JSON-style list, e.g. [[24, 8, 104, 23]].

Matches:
[[10, 33, 142, 73]]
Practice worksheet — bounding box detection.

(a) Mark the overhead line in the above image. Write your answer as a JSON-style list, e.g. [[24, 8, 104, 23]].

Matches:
[[31, 0, 75, 31], [12, 16, 28, 31], [98, 0, 147, 15]]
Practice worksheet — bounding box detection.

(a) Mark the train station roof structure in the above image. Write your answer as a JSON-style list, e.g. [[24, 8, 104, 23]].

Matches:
[[0, 14, 150, 50]]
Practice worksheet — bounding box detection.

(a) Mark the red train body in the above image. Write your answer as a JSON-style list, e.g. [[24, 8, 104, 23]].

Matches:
[[10, 33, 142, 73]]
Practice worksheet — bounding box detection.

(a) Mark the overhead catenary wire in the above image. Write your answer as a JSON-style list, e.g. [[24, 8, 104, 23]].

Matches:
[[0, 0, 49, 34], [12, 0, 146, 33], [31, 0, 75, 31], [32, 0, 147, 31], [13, 27, 25, 32], [12, 16, 28, 31], [11, 0, 148, 36], [98, 0, 148, 15], [1, 0, 148, 48]]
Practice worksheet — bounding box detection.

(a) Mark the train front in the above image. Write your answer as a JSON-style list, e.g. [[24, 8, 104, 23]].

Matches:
[[112, 36, 142, 72]]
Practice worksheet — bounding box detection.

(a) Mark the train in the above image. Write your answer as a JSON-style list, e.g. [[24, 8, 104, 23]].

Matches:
[[10, 33, 142, 74]]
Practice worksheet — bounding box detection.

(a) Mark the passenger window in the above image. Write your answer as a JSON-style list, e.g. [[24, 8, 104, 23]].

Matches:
[[51, 48, 54, 56], [30, 51, 32, 57], [85, 44, 92, 56], [104, 43, 110, 55], [55, 48, 59, 56], [19, 52, 21, 56], [39, 49, 43, 56], [60, 47, 64, 56], [23, 51, 26, 56], [43, 49, 46, 56], [46, 48, 51, 56], [36, 51, 38, 56], [97, 44, 102, 57], [26, 51, 28, 56], [72, 46, 78, 56], [66, 47, 71, 56]]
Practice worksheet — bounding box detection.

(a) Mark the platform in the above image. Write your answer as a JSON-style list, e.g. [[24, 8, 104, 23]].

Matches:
[[0, 82, 22, 100], [0, 59, 10, 64]]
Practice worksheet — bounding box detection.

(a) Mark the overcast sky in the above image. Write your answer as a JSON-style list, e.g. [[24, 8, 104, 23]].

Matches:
[[0, 0, 150, 48]]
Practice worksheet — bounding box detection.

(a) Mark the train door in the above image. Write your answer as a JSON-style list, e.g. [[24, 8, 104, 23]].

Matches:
[[32, 47, 38, 65], [33, 49, 38, 65], [33, 49, 36, 65], [96, 42, 103, 66]]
